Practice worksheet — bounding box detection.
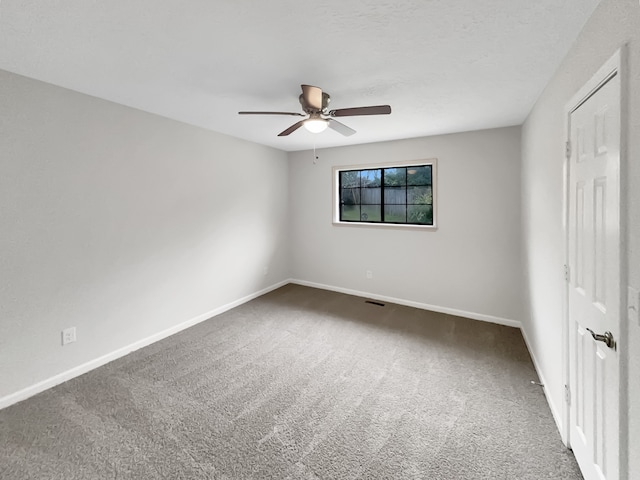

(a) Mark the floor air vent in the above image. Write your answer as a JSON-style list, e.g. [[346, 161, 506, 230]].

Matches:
[[365, 300, 385, 307]]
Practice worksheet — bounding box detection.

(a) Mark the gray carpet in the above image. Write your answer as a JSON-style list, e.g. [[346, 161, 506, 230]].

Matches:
[[0, 284, 582, 479]]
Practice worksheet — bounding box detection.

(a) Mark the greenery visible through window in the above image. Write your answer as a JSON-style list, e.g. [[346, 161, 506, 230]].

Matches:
[[338, 164, 434, 225]]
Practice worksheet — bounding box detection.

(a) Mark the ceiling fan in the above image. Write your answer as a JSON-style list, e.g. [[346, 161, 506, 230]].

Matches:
[[238, 84, 391, 137]]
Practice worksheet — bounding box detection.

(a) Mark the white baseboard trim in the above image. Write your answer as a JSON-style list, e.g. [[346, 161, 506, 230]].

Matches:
[[290, 279, 522, 328], [0, 280, 289, 411], [520, 326, 564, 440]]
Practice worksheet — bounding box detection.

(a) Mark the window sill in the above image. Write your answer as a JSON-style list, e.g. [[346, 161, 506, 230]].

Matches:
[[332, 221, 437, 231]]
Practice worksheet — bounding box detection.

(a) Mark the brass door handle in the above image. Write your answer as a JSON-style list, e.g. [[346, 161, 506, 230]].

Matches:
[[586, 328, 616, 350]]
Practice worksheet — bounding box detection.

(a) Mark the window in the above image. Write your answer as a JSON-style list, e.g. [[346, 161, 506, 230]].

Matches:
[[334, 160, 436, 227]]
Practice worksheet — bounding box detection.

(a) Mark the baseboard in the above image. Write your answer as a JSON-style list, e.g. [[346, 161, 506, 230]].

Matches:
[[0, 279, 289, 411], [290, 279, 522, 328], [0, 279, 526, 410], [520, 326, 564, 440]]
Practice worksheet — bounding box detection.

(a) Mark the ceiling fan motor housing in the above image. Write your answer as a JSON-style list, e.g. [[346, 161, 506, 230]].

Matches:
[[299, 92, 331, 114]]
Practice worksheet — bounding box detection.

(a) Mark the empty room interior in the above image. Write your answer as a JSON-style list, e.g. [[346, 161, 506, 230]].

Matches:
[[1, 1, 639, 479]]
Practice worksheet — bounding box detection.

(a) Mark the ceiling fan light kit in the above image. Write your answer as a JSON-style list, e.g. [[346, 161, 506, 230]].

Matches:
[[303, 118, 328, 133], [239, 84, 391, 137]]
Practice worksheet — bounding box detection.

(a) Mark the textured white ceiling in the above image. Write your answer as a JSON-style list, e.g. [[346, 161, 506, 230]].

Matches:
[[0, 0, 601, 152]]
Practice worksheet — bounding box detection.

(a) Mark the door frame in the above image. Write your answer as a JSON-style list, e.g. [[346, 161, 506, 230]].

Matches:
[[561, 47, 628, 476]]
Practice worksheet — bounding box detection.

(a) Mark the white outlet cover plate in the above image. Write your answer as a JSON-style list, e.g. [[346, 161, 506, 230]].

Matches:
[[62, 327, 77, 345]]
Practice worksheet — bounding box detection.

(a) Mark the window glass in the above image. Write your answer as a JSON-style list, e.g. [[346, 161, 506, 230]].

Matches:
[[338, 162, 434, 226]]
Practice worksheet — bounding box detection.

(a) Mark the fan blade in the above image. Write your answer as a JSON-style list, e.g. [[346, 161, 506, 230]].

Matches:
[[329, 105, 392, 117], [301, 85, 323, 111], [278, 120, 305, 136], [328, 119, 356, 137], [239, 111, 304, 116]]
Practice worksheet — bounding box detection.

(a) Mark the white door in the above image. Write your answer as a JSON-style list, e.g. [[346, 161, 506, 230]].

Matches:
[[567, 65, 621, 480]]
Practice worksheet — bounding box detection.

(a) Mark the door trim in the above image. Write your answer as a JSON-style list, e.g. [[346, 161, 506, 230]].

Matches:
[[562, 47, 628, 477]]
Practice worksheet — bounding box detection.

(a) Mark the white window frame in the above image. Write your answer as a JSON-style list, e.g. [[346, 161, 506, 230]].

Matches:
[[332, 158, 438, 229]]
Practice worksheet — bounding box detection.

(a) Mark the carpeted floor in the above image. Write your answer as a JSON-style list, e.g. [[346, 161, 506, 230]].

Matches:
[[0, 284, 582, 479]]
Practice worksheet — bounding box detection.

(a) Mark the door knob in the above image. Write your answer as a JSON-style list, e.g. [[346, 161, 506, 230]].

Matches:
[[586, 328, 616, 350]]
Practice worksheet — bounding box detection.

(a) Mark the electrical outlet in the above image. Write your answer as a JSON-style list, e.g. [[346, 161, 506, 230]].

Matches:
[[61, 327, 76, 345], [628, 287, 640, 326], [366, 270, 373, 279], [263, 266, 268, 276]]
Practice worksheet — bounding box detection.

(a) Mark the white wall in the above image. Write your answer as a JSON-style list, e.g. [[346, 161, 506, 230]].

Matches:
[[289, 127, 523, 325], [0, 70, 290, 402], [521, 0, 640, 477]]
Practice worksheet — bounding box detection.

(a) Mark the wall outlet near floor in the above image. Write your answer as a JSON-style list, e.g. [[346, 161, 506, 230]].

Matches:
[[61, 327, 77, 345], [263, 266, 268, 276], [366, 270, 373, 279]]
